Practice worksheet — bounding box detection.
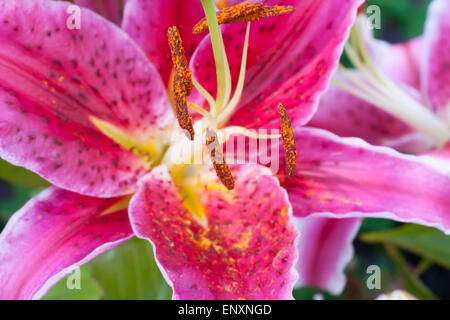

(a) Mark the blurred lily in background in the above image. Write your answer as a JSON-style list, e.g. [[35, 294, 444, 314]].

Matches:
[[311, 0, 450, 155]]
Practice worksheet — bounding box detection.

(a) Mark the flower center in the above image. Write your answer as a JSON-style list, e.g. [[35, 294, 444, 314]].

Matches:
[[163, 0, 297, 191], [334, 17, 450, 148]]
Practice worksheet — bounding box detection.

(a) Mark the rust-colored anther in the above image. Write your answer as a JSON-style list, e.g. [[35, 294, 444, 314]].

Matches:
[[278, 103, 297, 178], [193, 2, 295, 34], [206, 129, 235, 190], [168, 26, 195, 139], [168, 26, 193, 96], [174, 69, 195, 140]]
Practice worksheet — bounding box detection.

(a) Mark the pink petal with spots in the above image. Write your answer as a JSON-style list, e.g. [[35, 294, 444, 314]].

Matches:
[[191, 0, 363, 128], [122, 0, 205, 84], [75, 0, 122, 25], [129, 165, 299, 300], [277, 128, 450, 234], [0, 1, 174, 197], [0, 187, 134, 300], [422, 0, 450, 120], [295, 217, 361, 295]]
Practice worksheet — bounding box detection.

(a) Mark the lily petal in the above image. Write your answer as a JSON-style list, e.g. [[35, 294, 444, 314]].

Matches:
[[373, 37, 423, 90], [74, 0, 122, 25], [357, 16, 422, 90], [278, 128, 450, 234], [295, 217, 361, 295], [422, 0, 450, 120], [129, 165, 299, 300], [0, 187, 133, 300], [0, 0, 174, 197], [122, 0, 205, 84], [191, 0, 363, 128]]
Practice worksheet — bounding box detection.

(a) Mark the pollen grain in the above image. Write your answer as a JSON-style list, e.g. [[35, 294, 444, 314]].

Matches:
[[193, 2, 295, 34], [206, 129, 235, 190], [278, 103, 297, 178]]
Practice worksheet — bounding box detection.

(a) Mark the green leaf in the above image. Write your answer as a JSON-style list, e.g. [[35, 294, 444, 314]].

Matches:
[[365, 0, 431, 39], [43, 265, 103, 300], [0, 159, 49, 188], [360, 224, 450, 270], [384, 244, 437, 300], [0, 185, 40, 222], [90, 237, 172, 300]]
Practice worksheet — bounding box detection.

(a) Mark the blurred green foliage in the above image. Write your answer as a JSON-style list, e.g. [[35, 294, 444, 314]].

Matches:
[[360, 224, 450, 270], [43, 238, 172, 300], [0, 159, 49, 189], [366, 0, 432, 40]]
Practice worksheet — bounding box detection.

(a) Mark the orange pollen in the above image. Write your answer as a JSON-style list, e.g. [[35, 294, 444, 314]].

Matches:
[[193, 2, 295, 34], [167, 26, 193, 95], [278, 103, 297, 178], [173, 68, 195, 140], [206, 129, 235, 190], [216, 0, 228, 10], [168, 26, 194, 139]]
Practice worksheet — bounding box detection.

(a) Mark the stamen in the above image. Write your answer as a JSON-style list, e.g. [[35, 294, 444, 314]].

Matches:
[[193, 2, 295, 34], [168, 26, 195, 140], [174, 68, 195, 140], [278, 103, 297, 178], [206, 129, 235, 190], [217, 22, 251, 126], [168, 26, 193, 95]]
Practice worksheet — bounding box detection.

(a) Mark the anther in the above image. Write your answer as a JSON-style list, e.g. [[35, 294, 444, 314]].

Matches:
[[173, 69, 195, 140], [193, 2, 295, 34], [168, 26, 195, 139], [168, 26, 193, 95], [278, 103, 296, 178], [206, 129, 235, 190]]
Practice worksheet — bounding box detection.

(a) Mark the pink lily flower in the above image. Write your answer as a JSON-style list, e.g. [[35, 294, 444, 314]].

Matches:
[[303, 0, 450, 293], [310, 0, 450, 155], [0, 0, 448, 301]]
